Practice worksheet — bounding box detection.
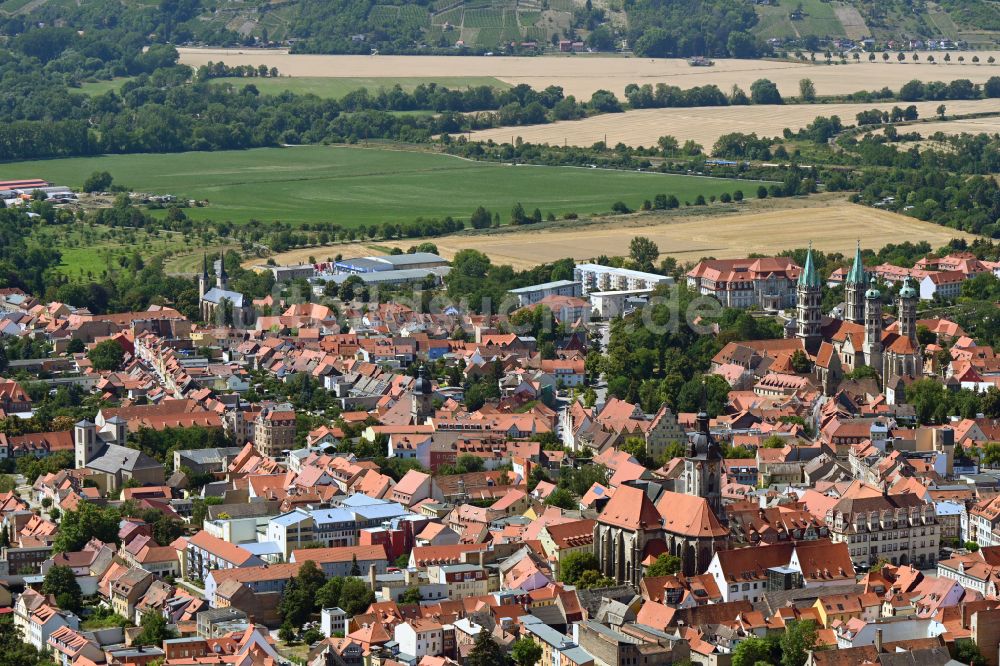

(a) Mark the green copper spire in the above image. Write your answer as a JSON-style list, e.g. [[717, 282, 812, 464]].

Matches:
[[798, 242, 821, 289], [847, 240, 866, 286]]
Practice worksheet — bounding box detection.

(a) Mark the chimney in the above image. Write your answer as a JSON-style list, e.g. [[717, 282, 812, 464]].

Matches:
[[874, 628, 883, 652]]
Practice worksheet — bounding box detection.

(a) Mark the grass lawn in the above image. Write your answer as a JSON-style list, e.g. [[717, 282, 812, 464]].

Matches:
[[207, 76, 511, 98], [6, 145, 763, 227]]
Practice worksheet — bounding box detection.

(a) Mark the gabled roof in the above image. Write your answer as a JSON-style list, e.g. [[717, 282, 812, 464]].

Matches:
[[597, 484, 661, 531], [655, 491, 728, 538]]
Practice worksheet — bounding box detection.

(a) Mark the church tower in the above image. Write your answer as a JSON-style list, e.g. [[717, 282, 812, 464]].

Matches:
[[796, 243, 823, 353], [683, 408, 724, 519], [411, 366, 434, 425], [844, 241, 866, 324], [898, 277, 917, 341], [74, 419, 99, 469], [216, 255, 228, 290], [199, 254, 208, 300], [863, 277, 884, 375]]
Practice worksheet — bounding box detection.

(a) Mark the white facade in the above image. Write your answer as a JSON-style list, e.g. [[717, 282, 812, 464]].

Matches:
[[574, 264, 673, 295], [394, 621, 443, 658]]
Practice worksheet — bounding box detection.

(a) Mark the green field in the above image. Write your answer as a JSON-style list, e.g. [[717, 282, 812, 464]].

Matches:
[[5, 146, 763, 226]]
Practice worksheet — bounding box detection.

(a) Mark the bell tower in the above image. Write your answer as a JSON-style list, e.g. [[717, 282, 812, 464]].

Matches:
[[863, 277, 884, 375], [796, 243, 823, 353], [74, 419, 99, 469], [898, 277, 917, 341], [844, 241, 866, 324]]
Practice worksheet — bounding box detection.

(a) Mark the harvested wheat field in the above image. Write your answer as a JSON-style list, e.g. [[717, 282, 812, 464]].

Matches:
[[469, 98, 1000, 149], [259, 195, 976, 270], [431, 198, 974, 269], [177, 48, 1000, 100], [906, 116, 1000, 137]]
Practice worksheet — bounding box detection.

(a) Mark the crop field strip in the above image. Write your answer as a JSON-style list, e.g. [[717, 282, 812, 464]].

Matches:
[[176, 50, 1000, 100], [467, 98, 1000, 152]]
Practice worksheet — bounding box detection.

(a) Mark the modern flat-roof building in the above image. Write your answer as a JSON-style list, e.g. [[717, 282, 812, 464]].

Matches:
[[508, 280, 583, 306], [588, 289, 655, 318], [255, 264, 316, 282], [574, 264, 673, 295], [314, 267, 451, 290], [334, 253, 449, 274]]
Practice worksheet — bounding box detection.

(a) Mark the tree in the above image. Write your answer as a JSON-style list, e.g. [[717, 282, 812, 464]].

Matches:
[[545, 487, 576, 510], [280, 561, 327, 627], [798, 78, 816, 101], [585, 25, 614, 51], [87, 339, 125, 371], [757, 185, 768, 199], [399, 586, 422, 604], [0, 612, 50, 666], [790, 349, 812, 373], [629, 236, 659, 270], [465, 629, 510, 666], [645, 553, 681, 577], [82, 171, 113, 193], [559, 552, 601, 585], [316, 576, 345, 610], [135, 611, 176, 646], [43, 565, 82, 613], [575, 569, 617, 589], [780, 620, 818, 666], [511, 638, 542, 666], [750, 78, 782, 104], [732, 636, 775, 666], [937, 104, 947, 119], [955, 638, 987, 666], [53, 502, 122, 553], [471, 206, 492, 230], [339, 577, 375, 615]]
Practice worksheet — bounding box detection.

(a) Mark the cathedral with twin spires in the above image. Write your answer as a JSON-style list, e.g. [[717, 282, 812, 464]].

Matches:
[[793, 243, 923, 402]]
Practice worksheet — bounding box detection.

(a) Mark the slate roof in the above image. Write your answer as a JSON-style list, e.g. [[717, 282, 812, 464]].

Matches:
[[87, 443, 161, 473]]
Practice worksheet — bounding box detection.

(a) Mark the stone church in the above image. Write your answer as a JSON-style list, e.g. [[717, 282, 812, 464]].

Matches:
[[594, 411, 729, 583]]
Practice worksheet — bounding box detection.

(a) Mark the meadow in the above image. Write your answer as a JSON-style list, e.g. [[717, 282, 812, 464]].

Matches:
[[8, 146, 761, 226]]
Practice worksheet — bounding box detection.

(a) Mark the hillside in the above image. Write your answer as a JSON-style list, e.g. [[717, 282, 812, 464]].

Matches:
[[752, 0, 1000, 48], [2, 0, 998, 54]]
